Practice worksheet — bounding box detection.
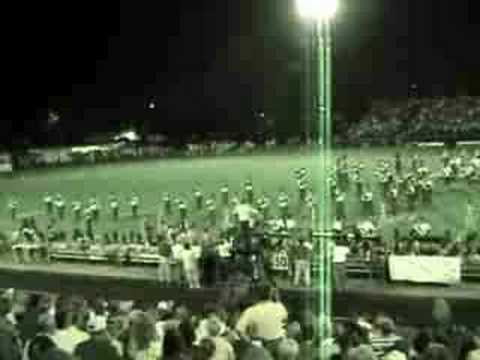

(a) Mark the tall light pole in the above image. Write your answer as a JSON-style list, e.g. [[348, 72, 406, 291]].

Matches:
[[296, 0, 338, 354]]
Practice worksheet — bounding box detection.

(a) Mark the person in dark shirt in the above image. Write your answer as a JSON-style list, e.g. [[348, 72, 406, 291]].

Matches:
[[29, 335, 72, 360], [192, 338, 216, 360], [163, 327, 191, 360], [74, 317, 122, 360], [19, 294, 50, 345], [0, 295, 21, 360], [41, 348, 73, 360]]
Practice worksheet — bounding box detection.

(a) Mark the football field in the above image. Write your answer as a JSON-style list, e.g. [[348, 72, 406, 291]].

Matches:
[[0, 147, 476, 241]]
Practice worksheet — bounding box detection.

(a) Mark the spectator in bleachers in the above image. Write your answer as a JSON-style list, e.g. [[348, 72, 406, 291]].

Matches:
[[346, 344, 376, 360], [194, 304, 227, 346], [422, 343, 454, 360], [465, 328, 480, 360], [432, 298, 452, 329], [383, 339, 409, 360], [0, 295, 21, 360], [162, 327, 190, 360], [276, 337, 299, 360], [18, 294, 52, 346], [235, 323, 273, 360], [348, 96, 480, 144], [73, 314, 122, 360], [204, 317, 235, 360], [235, 284, 288, 357], [341, 321, 373, 359], [0, 284, 478, 360], [193, 338, 216, 360], [51, 307, 90, 355], [125, 311, 162, 360], [413, 329, 434, 359], [105, 313, 127, 358], [27, 335, 68, 360], [369, 316, 403, 358]]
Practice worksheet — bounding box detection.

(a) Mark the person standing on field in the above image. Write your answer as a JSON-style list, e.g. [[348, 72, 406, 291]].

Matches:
[[157, 237, 172, 286], [194, 186, 204, 212], [244, 179, 254, 205], [130, 194, 139, 218], [44, 193, 53, 216], [163, 192, 171, 216], [109, 195, 119, 221], [221, 184, 229, 207], [72, 201, 82, 222], [181, 242, 201, 288], [55, 194, 66, 220], [7, 199, 18, 221], [293, 238, 312, 287]]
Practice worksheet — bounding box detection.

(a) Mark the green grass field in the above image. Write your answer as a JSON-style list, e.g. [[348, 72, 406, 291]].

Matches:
[[0, 147, 476, 241]]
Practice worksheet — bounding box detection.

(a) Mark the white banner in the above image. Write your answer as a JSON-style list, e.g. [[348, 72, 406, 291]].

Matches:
[[333, 246, 350, 264], [389, 256, 462, 285], [0, 154, 12, 173]]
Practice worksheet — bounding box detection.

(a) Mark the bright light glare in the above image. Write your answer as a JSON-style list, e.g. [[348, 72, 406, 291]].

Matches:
[[296, 0, 338, 20]]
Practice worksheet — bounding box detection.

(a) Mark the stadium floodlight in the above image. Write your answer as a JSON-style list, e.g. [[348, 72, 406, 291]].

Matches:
[[296, 0, 338, 352], [296, 0, 338, 21]]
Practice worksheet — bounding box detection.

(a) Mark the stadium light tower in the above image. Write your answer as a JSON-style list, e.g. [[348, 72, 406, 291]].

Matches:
[[296, 0, 338, 351]]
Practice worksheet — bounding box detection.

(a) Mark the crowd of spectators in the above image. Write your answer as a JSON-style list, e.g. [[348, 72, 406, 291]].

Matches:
[[0, 284, 476, 360], [13, 137, 282, 171], [347, 96, 480, 144]]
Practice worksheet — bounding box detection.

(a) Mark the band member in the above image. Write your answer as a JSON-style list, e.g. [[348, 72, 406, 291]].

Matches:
[[55, 194, 66, 220], [44, 193, 54, 216], [221, 184, 229, 206], [163, 193, 171, 216], [244, 179, 254, 204], [179, 201, 188, 230], [233, 199, 259, 251], [130, 194, 139, 218], [8, 199, 18, 221], [361, 188, 374, 217], [203, 198, 214, 227], [110, 195, 119, 221], [194, 186, 204, 211], [72, 201, 82, 222]]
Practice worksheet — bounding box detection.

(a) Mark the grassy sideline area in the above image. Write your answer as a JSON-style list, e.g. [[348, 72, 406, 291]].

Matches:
[[0, 147, 477, 242]]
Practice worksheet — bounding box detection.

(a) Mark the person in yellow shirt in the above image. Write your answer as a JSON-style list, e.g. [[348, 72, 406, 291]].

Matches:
[[235, 284, 288, 356]]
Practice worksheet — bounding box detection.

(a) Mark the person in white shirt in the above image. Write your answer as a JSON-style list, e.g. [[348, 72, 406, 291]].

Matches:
[[233, 201, 259, 225], [236, 284, 288, 355], [233, 201, 259, 250], [181, 243, 201, 288], [170, 236, 185, 286], [333, 241, 350, 293], [194, 304, 228, 346], [205, 318, 235, 360], [51, 309, 90, 355]]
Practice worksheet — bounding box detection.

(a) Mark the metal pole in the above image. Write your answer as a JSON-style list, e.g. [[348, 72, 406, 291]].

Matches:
[[324, 18, 333, 339], [316, 17, 334, 348], [316, 19, 328, 346], [304, 23, 312, 145]]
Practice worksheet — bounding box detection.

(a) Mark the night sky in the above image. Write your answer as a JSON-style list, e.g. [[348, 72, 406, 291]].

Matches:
[[3, 0, 480, 146]]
